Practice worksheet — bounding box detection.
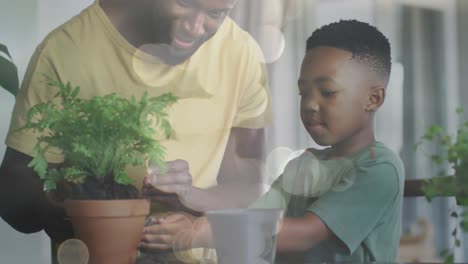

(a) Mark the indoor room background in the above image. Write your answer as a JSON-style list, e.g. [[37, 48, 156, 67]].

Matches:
[[1, 0, 467, 263]]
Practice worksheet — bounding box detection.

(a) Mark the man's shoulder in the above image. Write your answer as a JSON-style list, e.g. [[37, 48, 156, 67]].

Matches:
[[36, 3, 99, 58], [219, 17, 253, 43], [211, 17, 262, 58]]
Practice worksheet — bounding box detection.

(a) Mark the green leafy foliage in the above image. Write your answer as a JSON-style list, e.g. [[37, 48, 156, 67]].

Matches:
[[19, 75, 177, 197], [440, 249, 454, 264], [462, 211, 468, 232], [0, 43, 19, 96], [416, 108, 468, 204], [415, 108, 468, 263]]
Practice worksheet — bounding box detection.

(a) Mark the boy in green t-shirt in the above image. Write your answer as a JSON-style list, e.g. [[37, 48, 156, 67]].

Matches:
[[252, 19, 404, 262], [146, 19, 404, 263]]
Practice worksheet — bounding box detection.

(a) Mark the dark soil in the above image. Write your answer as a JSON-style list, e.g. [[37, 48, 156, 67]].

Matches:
[[55, 174, 140, 200]]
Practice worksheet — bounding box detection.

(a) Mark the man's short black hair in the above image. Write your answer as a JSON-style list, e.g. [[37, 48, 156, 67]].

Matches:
[[306, 20, 391, 84]]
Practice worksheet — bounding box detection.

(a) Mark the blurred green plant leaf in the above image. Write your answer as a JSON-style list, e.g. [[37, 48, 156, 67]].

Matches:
[[0, 43, 19, 96]]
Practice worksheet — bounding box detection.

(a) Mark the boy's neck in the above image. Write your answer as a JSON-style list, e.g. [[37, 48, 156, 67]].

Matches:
[[328, 125, 376, 159]]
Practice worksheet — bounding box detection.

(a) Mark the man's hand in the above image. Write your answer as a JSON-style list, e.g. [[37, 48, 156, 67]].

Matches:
[[143, 159, 192, 196]]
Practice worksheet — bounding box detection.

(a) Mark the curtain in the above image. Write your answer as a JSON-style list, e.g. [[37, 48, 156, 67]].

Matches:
[[457, 0, 468, 257], [230, 0, 317, 156]]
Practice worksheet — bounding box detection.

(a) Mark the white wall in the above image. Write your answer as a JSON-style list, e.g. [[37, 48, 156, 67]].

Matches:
[[0, 1, 92, 263]]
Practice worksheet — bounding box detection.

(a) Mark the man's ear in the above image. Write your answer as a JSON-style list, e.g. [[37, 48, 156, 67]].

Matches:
[[366, 86, 385, 112]]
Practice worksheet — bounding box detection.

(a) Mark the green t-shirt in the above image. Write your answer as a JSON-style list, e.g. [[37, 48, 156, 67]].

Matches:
[[253, 141, 404, 262]]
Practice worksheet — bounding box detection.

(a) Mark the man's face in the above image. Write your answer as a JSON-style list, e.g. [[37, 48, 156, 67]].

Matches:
[[298, 47, 373, 147], [152, 0, 237, 63]]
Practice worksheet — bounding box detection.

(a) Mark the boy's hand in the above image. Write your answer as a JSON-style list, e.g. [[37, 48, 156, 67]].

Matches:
[[140, 212, 195, 252]]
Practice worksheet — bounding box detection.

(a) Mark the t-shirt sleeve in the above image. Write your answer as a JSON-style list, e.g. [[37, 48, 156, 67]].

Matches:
[[307, 162, 400, 255], [250, 175, 290, 210], [5, 45, 64, 163], [232, 36, 272, 129]]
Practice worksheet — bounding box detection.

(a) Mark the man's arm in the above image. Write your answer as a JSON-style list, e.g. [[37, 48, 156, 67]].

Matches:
[[179, 127, 268, 211], [143, 127, 268, 212], [0, 147, 73, 242]]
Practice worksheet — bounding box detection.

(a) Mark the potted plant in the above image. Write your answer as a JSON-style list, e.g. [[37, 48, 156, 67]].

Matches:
[[0, 43, 19, 96], [19, 75, 177, 264], [415, 107, 468, 263]]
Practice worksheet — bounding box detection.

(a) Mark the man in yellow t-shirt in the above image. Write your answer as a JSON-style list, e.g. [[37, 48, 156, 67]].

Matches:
[[0, 0, 271, 250]]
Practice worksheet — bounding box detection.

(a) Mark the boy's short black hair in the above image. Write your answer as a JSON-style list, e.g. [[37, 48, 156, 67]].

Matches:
[[306, 20, 391, 85]]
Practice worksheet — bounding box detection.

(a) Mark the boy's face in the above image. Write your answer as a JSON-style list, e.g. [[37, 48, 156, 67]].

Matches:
[[152, 0, 237, 62], [298, 46, 376, 147]]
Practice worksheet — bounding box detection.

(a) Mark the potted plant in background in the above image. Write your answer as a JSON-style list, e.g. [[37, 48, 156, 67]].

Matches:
[[415, 107, 468, 263], [0, 43, 19, 96], [19, 75, 177, 264]]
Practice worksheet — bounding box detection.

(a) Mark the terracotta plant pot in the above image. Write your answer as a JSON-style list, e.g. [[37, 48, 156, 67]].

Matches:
[[65, 199, 150, 264]]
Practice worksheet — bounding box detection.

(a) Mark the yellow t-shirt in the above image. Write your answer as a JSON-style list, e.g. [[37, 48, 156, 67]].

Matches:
[[6, 1, 271, 190]]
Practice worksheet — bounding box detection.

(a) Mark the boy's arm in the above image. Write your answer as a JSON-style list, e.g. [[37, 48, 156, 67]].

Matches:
[[304, 163, 401, 255], [276, 212, 333, 252], [146, 212, 334, 252], [276, 161, 401, 254]]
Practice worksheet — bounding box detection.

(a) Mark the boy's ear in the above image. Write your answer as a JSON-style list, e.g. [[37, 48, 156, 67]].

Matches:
[[366, 86, 385, 112]]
